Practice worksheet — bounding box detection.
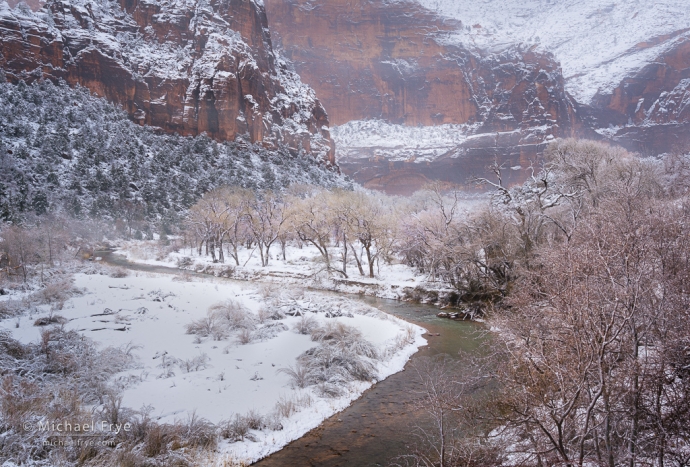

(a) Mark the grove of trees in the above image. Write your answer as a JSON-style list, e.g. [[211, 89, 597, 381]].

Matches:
[[0, 76, 348, 228], [185, 186, 397, 277], [394, 140, 690, 466]]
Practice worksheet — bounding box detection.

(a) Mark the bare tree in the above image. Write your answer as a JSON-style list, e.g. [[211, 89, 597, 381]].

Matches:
[[246, 191, 289, 267]]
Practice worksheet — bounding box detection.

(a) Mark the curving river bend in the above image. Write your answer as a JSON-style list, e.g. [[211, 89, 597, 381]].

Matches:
[[98, 251, 484, 466]]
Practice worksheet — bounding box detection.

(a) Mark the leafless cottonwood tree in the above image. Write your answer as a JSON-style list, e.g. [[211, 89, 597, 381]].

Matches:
[[400, 140, 690, 466], [489, 192, 690, 466], [246, 190, 290, 267]]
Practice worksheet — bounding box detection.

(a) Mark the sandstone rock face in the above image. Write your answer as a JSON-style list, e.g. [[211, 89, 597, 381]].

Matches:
[[265, 0, 579, 192], [0, 0, 335, 164], [587, 36, 690, 155]]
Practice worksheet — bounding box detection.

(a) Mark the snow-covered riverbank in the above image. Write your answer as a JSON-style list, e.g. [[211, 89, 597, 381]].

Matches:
[[0, 268, 426, 465], [116, 240, 457, 304]]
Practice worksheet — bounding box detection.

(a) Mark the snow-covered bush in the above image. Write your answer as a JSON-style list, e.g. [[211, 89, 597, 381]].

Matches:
[[209, 300, 256, 331], [28, 279, 81, 307], [33, 314, 67, 326], [279, 321, 379, 396], [219, 415, 253, 442], [186, 301, 257, 342], [310, 321, 378, 359], [109, 268, 129, 278], [235, 328, 253, 345], [0, 326, 138, 465], [293, 314, 319, 335], [0, 79, 348, 226], [0, 300, 23, 319], [180, 412, 217, 450], [218, 409, 282, 444], [185, 310, 218, 338], [252, 322, 288, 341]]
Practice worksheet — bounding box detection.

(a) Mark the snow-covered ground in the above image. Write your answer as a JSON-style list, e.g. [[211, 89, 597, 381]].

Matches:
[[118, 239, 451, 301], [332, 119, 482, 164], [0, 270, 426, 464], [416, 0, 690, 104]]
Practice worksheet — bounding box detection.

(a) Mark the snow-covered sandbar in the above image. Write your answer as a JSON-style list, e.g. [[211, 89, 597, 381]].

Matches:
[[2, 269, 426, 465]]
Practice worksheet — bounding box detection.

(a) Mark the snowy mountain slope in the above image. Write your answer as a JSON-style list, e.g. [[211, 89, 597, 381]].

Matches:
[[0, 79, 348, 224], [0, 0, 336, 163], [416, 0, 690, 105]]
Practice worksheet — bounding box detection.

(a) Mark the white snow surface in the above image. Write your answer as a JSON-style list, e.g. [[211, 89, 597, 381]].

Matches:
[[1, 270, 426, 465], [416, 0, 690, 104], [118, 238, 450, 301], [332, 119, 482, 164]]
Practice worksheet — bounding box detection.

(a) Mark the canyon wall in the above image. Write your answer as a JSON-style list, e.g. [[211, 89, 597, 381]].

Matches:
[[0, 0, 335, 164], [265, 0, 580, 192], [586, 36, 690, 155]]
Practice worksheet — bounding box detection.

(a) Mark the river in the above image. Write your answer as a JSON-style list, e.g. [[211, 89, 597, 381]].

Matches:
[[98, 251, 485, 466]]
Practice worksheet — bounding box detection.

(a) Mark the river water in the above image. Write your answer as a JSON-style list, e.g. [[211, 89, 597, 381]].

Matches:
[[98, 252, 484, 466]]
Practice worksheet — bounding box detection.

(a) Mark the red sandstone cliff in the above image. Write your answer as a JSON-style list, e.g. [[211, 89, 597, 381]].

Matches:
[[264, 0, 690, 193], [264, 0, 579, 192], [586, 36, 690, 155], [0, 0, 335, 164]]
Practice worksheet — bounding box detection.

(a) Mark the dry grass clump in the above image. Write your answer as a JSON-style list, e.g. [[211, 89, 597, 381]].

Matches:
[[108, 268, 129, 278], [0, 328, 140, 466], [235, 328, 253, 345], [277, 362, 314, 389], [0, 299, 23, 319], [0, 330, 26, 359], [383, 325, 417, 359], [33, 314, 68, 326], [172, 270, 193, 282], [218, 410, 282, 444], [185, 311, 217, 337], [28, 280, 82, 308], [179, 354, 210, 373], [219, 415, 253, 442], [274, 393, 313, 419], [252, 322, 288, 341], [180, 412, 217, 450], [278, 322, 380, 397], [186, 300, 257, 341], [257, 306, 284, 322], [209, 300, 256, 330], [293, 314, 318, 335]]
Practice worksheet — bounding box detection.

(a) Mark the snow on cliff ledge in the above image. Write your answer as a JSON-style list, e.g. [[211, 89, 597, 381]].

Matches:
[[416, 0, 690, 105]]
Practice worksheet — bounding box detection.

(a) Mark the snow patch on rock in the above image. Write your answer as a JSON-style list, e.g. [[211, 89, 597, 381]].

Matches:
[[416, 0, 690, 104]]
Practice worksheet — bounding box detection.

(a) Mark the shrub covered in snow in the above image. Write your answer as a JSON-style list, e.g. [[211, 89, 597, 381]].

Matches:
[[0, 78, 349, 226], [279, 321, 379, 397], [185, 300, 257, 341]]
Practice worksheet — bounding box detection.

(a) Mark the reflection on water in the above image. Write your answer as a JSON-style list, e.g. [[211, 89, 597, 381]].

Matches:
[[254, 296, 484, 467], [97, 251, 485, 467]]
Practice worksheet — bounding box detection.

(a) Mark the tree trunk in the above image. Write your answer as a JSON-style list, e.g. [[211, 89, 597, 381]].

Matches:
[[350, 242, 365, 276], [341, 232, 348, 275], [365, 245, 374, 278]]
